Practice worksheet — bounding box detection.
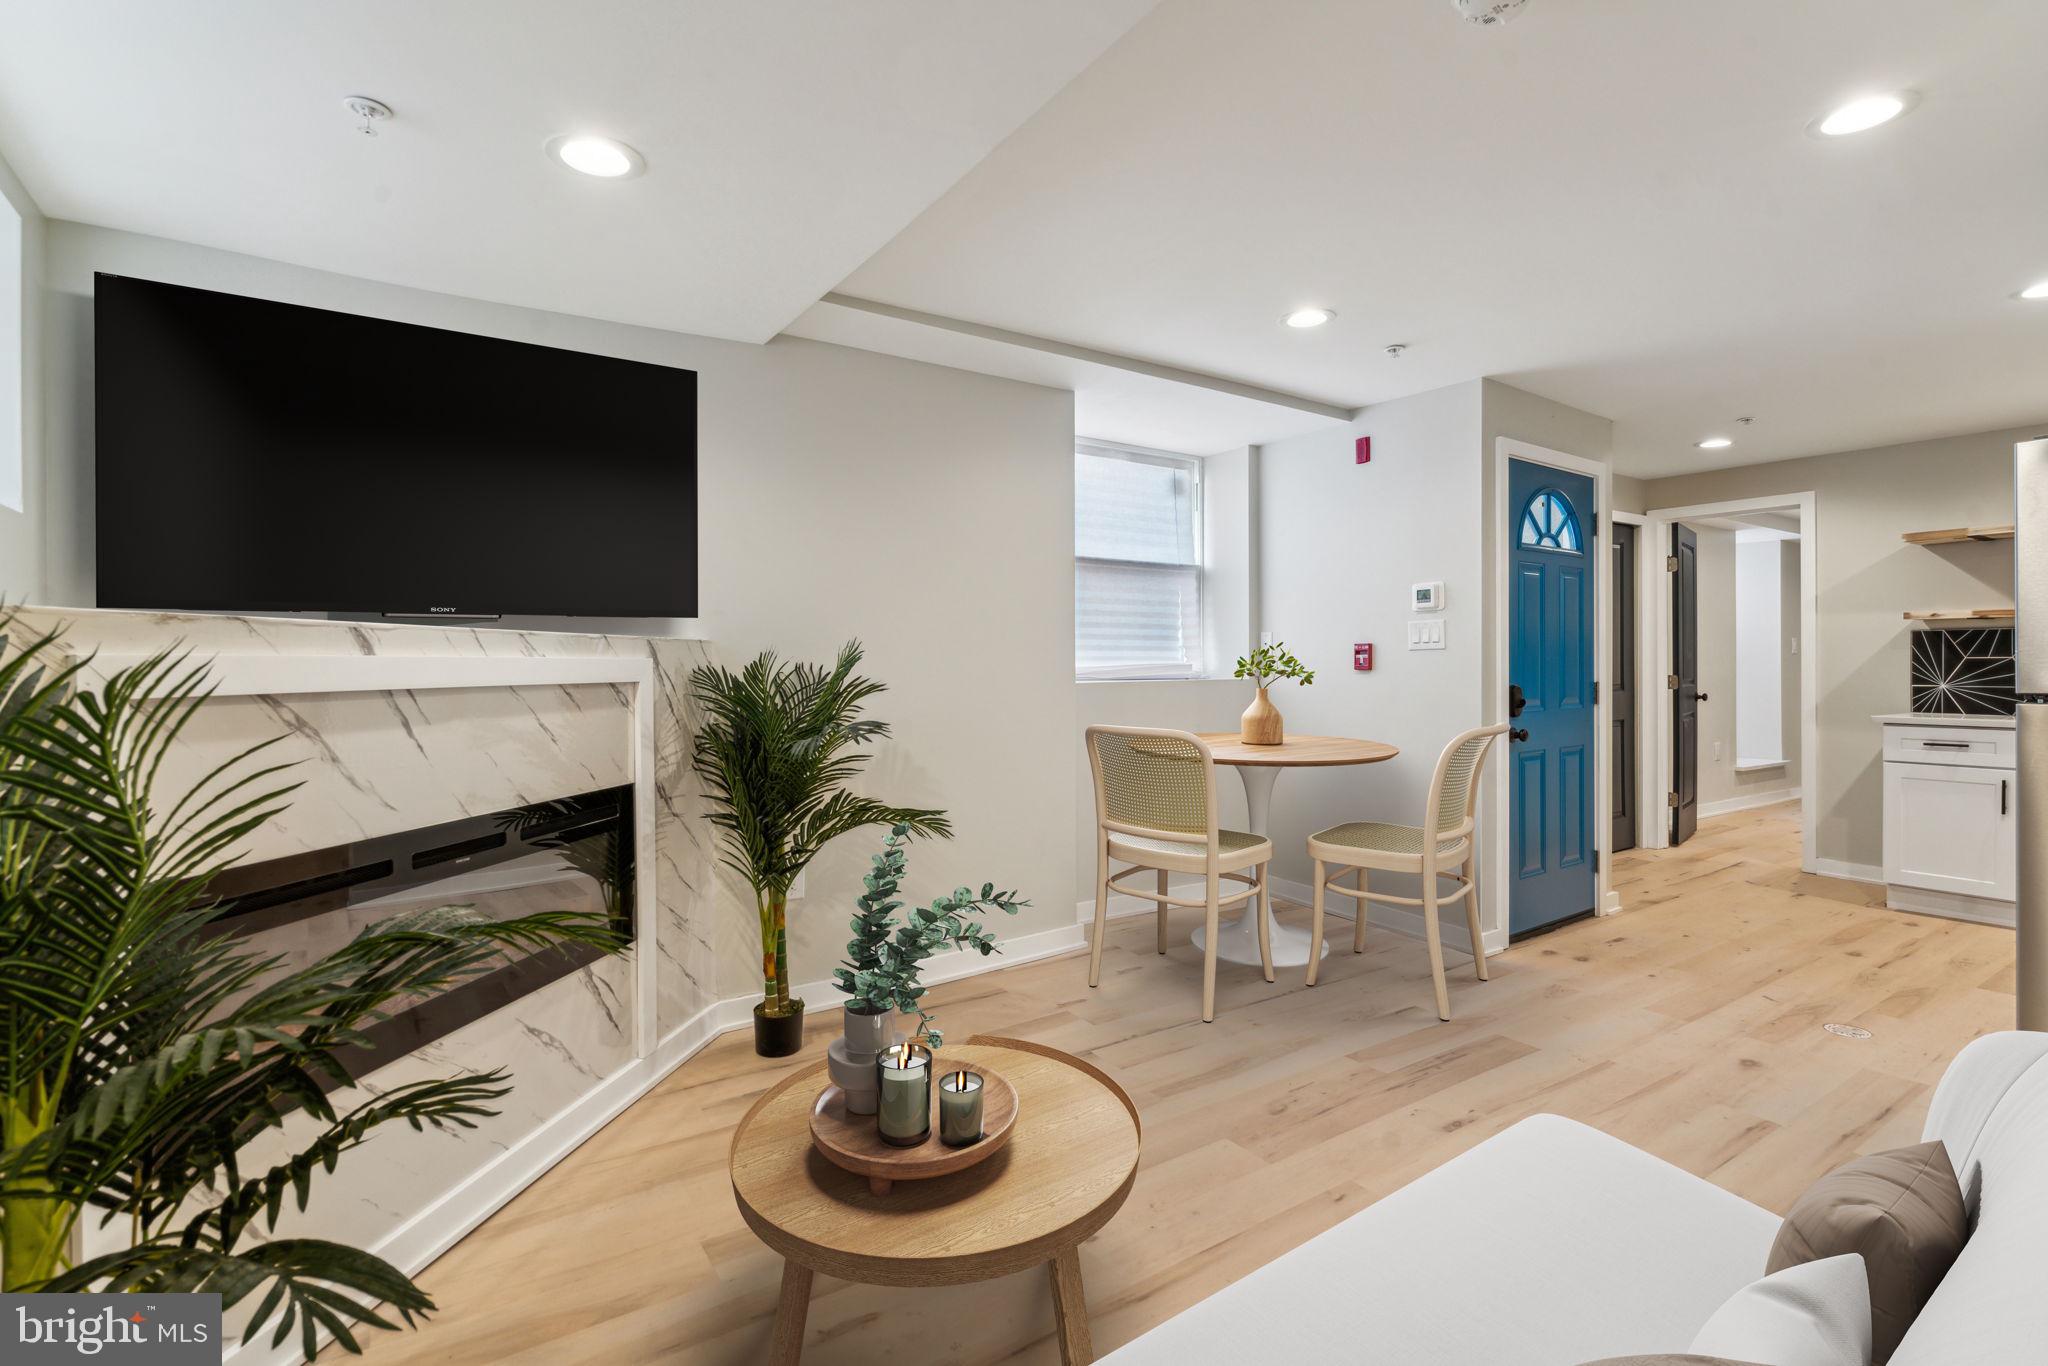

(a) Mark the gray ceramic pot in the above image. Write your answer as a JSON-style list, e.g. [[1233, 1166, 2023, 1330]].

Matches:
[[826, 1004, 895, 1115]]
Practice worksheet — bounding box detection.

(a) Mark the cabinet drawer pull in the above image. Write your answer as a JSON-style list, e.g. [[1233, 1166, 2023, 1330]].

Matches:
[[1919, 740, 1971, 749], [2002, 778, 2009, 816]]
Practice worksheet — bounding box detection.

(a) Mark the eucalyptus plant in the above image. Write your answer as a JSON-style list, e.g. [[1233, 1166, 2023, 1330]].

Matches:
[[832, 826, 1025, 1048], [0, 615, 621, 1356], [689, 642, 948, 1023], [1234, 642, 1315, 689]]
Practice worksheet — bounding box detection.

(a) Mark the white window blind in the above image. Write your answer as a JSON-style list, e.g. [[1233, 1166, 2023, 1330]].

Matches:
[[1075, 442, 1203, 679]]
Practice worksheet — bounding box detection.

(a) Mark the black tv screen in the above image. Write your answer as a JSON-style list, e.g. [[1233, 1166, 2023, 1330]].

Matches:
[[95, 274, 697, 618]]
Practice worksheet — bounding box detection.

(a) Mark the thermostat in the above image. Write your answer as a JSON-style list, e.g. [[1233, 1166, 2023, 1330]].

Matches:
[[1412, 581, 1445, 612]]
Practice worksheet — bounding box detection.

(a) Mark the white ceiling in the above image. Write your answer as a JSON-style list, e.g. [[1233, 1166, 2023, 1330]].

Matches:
[[0, 0, 1154, 343], [783, 296, 1342, 454], [835, 0, 2048, 475], [5, 1, 2045, 473]]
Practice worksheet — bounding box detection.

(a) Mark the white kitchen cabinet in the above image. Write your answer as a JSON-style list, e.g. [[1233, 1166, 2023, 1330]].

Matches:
[[1877, 714, 2017, 927]]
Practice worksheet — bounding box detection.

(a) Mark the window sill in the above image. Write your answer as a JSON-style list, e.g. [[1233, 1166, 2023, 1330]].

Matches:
[[1076, 675, 1241, 686], [1734, 758, 1788, 773]]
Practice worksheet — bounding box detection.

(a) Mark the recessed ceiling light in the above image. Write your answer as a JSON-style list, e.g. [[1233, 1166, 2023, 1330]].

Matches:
[[1812, 92, 1912, 137], [2018, 280, 2048, 301], [546, 135, 645, 179], [1696, 436, 1734, 450], [1284, 307, 1334, 329]]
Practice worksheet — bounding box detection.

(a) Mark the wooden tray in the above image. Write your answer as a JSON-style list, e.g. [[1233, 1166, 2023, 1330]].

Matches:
[[810, 1065, 1018, 1195]]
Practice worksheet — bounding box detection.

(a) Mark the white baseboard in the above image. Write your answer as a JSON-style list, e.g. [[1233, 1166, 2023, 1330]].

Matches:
[[1884, 884, 2017, 929], [1699, 788, 1800, 819], [224, 917, 1090, 1366], [1812, 857, 1885, 885]]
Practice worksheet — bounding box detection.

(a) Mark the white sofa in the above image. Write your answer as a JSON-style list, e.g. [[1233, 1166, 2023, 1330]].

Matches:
[[1101, 1031, 2048, 1365]]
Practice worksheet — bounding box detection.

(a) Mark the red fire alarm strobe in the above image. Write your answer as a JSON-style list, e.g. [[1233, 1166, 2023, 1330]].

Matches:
[[1355, 436, 1371, 465], [1354, 643, 1373, 671]]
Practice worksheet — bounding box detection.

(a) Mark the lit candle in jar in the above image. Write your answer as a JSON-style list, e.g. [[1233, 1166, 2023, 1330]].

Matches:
[[938, 1069, 984, 1147], [876, 1042, 933, 1147]]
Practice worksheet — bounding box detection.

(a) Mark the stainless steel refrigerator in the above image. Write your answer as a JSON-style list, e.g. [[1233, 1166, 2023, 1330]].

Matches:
[[2016, 436, 2048, 1029]]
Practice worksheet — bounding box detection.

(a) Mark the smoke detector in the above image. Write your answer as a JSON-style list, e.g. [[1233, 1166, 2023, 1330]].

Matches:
[[1453, 0, 1530, 25]]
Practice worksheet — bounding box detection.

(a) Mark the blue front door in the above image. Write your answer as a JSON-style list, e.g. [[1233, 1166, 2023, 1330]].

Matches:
[[1508, 459, 1597, 935]]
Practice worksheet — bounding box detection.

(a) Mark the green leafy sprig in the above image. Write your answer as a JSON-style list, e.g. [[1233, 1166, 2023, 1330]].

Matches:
[[830, 826, 1025, 1048], [1234, 642, 1315, 689]]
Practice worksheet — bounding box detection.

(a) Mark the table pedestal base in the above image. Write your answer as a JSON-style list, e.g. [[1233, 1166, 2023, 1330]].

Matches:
[[1188, 760, 1329, 968]]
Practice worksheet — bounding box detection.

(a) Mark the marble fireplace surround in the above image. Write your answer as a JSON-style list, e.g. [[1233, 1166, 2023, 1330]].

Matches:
[[11, 607, 1097, 1366]]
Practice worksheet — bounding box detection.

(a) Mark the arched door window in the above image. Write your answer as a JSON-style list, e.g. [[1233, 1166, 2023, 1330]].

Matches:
[[1518, 488, 1583, 553]]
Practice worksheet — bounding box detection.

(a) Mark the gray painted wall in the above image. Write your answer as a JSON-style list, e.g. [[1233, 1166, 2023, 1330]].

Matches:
[[30, 221, 1083, 979], [1639, 424, 2038, 873]]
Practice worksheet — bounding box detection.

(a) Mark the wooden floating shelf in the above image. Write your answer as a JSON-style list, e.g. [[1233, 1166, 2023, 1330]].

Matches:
[[1903, 609, 2015, 624], [1902, 525, 2015, 546]]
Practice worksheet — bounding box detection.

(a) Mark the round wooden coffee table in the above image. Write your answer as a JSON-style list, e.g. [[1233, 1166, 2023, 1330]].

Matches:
[[730, 1036, 1141, 1365]]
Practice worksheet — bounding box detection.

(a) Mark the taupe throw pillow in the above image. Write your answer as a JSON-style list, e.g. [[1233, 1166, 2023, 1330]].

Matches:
[[1768, 1140, 1968, 1364]]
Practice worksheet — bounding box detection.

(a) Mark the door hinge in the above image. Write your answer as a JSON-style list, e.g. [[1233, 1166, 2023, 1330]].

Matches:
[[1667, 673, 1679, 689], [1667, 791, 1680, 810], [1592, 849, 1600, 874], [1665, 555, 1679, 572], [1592, 680, 1600, 705]]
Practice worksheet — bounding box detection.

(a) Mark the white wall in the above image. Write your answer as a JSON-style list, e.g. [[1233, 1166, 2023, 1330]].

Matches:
[[33, 222, 1080, 991], [1734, 534, 1784, 766], [1258, 381, 1486, 898], [1693, 526, 1801, 809], [0, 147, 43, 601]]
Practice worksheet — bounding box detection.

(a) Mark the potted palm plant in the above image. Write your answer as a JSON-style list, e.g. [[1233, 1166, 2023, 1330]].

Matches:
[[0, 614, 620, 1357], [690, 642, 948, 1058], [1235, 641, 1315, 744], [826, 826, 1025, 1112]]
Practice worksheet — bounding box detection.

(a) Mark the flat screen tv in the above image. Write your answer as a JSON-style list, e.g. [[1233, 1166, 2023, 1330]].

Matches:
[[95, 274, 697, 619]]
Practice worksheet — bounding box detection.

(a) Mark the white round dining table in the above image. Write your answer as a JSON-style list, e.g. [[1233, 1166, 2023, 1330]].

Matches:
[[1191, 732, 1400, 968]]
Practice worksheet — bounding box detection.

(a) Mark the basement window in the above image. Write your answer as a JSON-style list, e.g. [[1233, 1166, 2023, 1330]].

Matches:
[[1075, 441, 1204, 680]]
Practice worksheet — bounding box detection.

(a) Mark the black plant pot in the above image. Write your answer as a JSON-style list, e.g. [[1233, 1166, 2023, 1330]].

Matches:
[[753, 998, 806, 1057]]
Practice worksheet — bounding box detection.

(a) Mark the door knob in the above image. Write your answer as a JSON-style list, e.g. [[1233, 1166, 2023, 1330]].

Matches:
[[1695, 692, 1710, 702], [1509, 727, 1530, 743]]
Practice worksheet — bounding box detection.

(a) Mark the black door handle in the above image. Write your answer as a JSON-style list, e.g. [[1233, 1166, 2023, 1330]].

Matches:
[[1510, 727, 1530, 743], [1694, 692, 1710, 702]]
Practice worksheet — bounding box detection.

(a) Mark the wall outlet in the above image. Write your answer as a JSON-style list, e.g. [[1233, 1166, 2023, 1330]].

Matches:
[[1259, 631, 1274, 648], [1354, 642, 1373, 671], [1711, 740, 1723, 763], [1407, 620, 1445, 651]]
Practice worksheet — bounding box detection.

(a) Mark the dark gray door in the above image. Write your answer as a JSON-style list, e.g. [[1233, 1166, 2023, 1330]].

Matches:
[[1611, 521, 1638, 852], [1671, 522, 1700, 845]]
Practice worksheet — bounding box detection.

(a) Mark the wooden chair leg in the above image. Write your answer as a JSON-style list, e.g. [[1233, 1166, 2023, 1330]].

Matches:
[[1087, 842, 1110, 989], [768, 1260, 813, 1365], [1307, 859, 1327, 987], [1255, 864, 1274, 983], [1201, 883, 1221, 1023], [1352, 868, 1369, 953], [1156, 867, 1169, 954], [1424, 873, 1451, 1021], [1464, 853, 1488, 981], [1048, 1244, 1093, 1366]]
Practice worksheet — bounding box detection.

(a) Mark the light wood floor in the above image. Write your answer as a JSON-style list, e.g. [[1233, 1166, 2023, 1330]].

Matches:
[[338, 802, 2015, 1365]]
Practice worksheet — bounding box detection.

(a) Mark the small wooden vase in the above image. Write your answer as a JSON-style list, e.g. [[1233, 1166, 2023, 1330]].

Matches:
[[1240, 686, 1283, 745]]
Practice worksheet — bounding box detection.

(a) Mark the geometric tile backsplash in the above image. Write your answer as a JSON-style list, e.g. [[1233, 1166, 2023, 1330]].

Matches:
[[1909, 627, 2017, 716]]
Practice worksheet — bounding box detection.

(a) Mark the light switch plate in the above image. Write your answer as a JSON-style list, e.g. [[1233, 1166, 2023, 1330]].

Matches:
[[1407, 620, 1445, 651]]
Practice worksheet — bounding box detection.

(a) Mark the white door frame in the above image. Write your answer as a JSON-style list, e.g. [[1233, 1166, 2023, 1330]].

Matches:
[[1642, 491, 1820, 875], [1489, 438, 1616, 940], [1611, 510, 1655, 868]]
